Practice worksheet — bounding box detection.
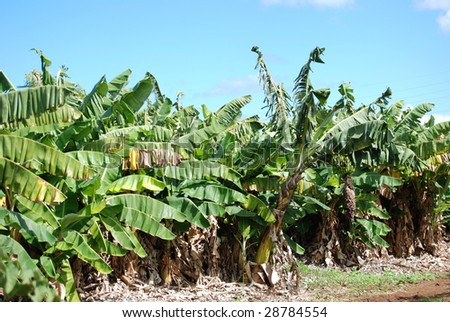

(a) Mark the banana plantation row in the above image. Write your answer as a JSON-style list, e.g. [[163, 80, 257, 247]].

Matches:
[[0, 47, 449, 301]]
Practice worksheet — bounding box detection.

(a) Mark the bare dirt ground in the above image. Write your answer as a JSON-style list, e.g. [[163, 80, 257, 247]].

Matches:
[[83, 243, 450, 302], [363, 276, 450, 302]]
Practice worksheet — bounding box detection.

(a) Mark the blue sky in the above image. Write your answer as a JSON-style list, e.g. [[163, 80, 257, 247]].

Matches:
[[1, 0, 450, 121]]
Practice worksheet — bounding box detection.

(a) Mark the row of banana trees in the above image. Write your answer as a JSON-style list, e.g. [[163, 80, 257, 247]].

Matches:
[[1, 48, 449, 301]]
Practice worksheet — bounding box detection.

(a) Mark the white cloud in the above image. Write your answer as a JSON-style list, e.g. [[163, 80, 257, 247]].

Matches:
[[416, 0, 450, 10], [433, 113, 450, 123], [437, 10, 450, 31], [262, 0, 354, 8], [204, 75, 260, 96], [422, 113, 450, 124], [416, 0, 450, 32]]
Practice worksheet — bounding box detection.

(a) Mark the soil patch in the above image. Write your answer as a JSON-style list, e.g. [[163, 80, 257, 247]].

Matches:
[[363, 275, 450, 302]]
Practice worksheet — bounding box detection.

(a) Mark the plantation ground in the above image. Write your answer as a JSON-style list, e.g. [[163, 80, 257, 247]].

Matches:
[[364, 276, 450, 302], [82, 242, 450, 302]]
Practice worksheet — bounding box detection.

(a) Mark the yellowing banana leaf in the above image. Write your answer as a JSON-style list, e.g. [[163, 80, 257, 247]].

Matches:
[[123, 148, 182, 170], [0, 135, 94, 179], [243, 177, 282, 192], [16, 195, 60, 229], [0, 85, 67, 125], [243, 194, 276, 223], [107, 175, 165, 193], [0, 156, 65, 205]]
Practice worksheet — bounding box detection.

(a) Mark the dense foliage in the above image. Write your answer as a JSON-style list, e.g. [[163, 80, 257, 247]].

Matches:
[[0, 48, 449, 301]]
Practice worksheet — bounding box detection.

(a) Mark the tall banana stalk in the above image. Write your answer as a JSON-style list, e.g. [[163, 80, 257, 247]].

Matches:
[[252, 46, 327, 265]]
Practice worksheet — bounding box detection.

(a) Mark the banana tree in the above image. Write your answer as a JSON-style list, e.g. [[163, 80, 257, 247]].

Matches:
[[250, 47, 391, 268], [0, 133, 95, 300], [368, 101, 450, 257]]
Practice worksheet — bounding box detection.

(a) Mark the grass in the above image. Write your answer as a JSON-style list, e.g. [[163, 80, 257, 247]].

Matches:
[[297, 262, 438, 301], [419, 297, 446, 302]]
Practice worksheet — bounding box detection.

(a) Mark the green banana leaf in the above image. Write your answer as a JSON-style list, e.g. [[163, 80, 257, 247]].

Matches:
[[0, 70, 15, 92], [108, 69, 132, 100], [12, 122, 67, 136], [214, 95, 251, 127], [357, 199, 390, 219], [165, 196, 210, 228], [225, 205, 258, 218], [2, 104, 81, 130], [111, 72, 154, 124], [284, 233, 305, 255], [162, 160, 242, 188], [243, 176, 282, 192], [352, 172, 403, 189], [89, 221, 128, 256], [321, 120, 388, 155], [356, 218, 391, 248], [55, 120, 94, 150], [313, 106, 372, 144], [66, 150, 121, 169], [31, 48, 56, 85], [79, 76, 109, 119], [197, 202, 226, 217], [394, 103, 434, 135], [81, 136, 132, 153], [120, 207, 175, 240], [0, 235, 48, 280], [0, 208, 56, 245], [58, 259, 80, 301], [106, 194, 185, 222], [0, 235, 58, 301], [180, 180, 247, 205], [417, 121, 450, 142], [62, 230, 112, 274], [411, 140, 450, 160], [39, 255, 58, 279], [228, 117, 264, 145], [100, 124, 174, 142], [99, 214, 147, 257], [175, 120, 227, 148]]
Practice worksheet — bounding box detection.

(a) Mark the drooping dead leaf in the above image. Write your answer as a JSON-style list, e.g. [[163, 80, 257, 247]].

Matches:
[[122, 149, 182, 170]]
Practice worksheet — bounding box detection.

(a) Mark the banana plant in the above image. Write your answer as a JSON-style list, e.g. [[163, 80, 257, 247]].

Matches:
[[367, 100, 450, 256], [250, 46, 390, 265], [0, 134, 95, 301]]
